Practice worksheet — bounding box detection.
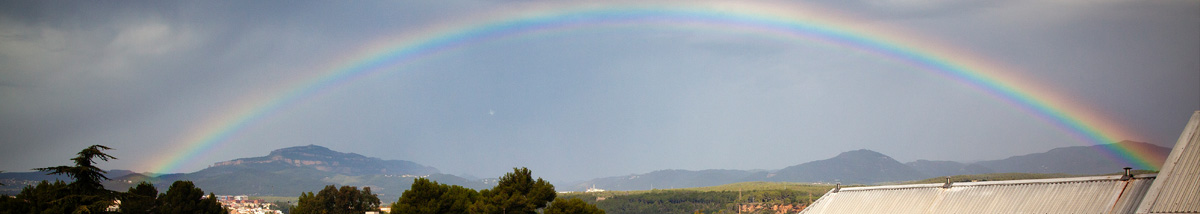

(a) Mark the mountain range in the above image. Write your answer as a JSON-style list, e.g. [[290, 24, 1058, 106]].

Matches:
[[1, 145, 489, 198], [568, 141, 1170, 191], [2, 141, 1171, 198]]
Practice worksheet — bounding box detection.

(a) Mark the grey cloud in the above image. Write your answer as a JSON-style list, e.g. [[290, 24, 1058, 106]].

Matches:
[[1, 0, 1196, 183]]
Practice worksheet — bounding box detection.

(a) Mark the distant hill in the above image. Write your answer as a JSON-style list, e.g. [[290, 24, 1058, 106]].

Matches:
[[969, 141, 1170, 175], [98, 145, 489, 198], [570, 169, 768, 191], [4, 145, 486, 198], [6, 141, 1174, 196], [210, 145, 439, 176], [1, 169, 136, 195], [571, 141, 1172, 191], [570, 149, 925, 191], [769, 149, 926, 184], [907, 160, 994, 178]]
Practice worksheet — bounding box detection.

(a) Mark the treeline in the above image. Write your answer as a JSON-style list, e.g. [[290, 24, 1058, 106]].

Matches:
[[0, 145, 226, 214], [287, 167, 604, 214], [290, 185, 380, 214], [388, 167, 602, 214], [594, 191, 738, 213], [0, 145, 603, 214], [562, 183, 831, 214]]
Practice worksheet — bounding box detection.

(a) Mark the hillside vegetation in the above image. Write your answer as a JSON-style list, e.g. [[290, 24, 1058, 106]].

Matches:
[[563, 172, 1128, 214], [561, 182, 834, 214], [570, 141, 1170, 191]]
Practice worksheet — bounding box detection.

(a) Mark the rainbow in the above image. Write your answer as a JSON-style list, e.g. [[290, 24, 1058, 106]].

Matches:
[[148, 1, 1161, 173]]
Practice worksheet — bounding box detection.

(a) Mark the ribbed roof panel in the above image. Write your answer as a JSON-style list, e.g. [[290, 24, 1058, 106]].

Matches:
[[800, 175, 1156, 214], [1137, 111, 1200, 213]]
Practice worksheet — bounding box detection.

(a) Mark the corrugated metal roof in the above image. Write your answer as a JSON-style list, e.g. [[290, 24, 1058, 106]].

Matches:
[[1136, 111, 1200, 214], [1113, 176, 1155, 214], [800, 174, 1156, 214], [801, 111, 1200, 214]]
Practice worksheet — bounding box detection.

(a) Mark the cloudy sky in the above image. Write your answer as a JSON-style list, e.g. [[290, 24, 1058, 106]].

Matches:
[[1, 0, 1197, 183]]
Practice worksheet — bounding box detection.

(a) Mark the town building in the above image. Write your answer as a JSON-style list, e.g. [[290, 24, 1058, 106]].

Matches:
[[586, 184, 606, 193], [214, 195, 283, 214]]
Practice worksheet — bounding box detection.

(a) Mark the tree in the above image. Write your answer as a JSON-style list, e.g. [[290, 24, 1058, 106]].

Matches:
[[120, 182, 159, 214], [293, 185, 380, 214], [0, 180, 69, 213], [156, 181, 227, 214], [34, 145, 117, 195], [391, 177, 480, 214], [271, 200, 294, 214], [293, 192, 318, 214], [6, 144, 119, 214], [469, 167, 556, 214], [544, 198, 605, 214]]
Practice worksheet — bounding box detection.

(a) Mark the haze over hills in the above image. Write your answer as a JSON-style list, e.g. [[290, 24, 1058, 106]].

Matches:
[[769, 149, 927, 184], [100, 145, 489, 198], [973, 141, 1170, 175], [568, 149, 926, 191], [576, 169, 769, 191], [0, 170, 138, 195], [569, 141, 1170, 191], [2, 141, 1172, 196]]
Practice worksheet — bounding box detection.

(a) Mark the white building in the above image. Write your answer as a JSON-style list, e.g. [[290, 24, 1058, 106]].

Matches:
[[586, 184, 606, 193]]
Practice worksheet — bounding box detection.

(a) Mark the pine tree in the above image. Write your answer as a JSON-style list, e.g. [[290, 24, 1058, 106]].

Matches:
[[20, 145, 119, 213], [544, 198, 605, 214], [391, 177, 480, 214], [469, 167, 556, 214], [121, 182, 159, 214], [293, 185, 380, 214], [156, 181, 227, 214]]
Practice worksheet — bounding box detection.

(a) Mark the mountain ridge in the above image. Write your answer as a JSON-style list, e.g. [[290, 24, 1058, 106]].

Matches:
[[210, 144, 439, 176], [769, 149, 926, 184], [569, 141, 1171, 191], [2, 141, 1173, 197], [102, 145, 485, 198]]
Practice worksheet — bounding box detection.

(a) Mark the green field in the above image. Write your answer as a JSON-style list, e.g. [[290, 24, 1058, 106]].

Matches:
[[559, 182, 835, 214], [250, 196, 299, 204]]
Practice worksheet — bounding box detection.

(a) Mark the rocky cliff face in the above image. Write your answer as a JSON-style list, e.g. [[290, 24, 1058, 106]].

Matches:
[[213, 154, 334, 169]]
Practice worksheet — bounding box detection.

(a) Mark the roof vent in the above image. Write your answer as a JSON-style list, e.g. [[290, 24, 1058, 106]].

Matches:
[[1121, 167, 1133, 180], [942, 177, 953, 188], [833, 183, 841, 193]]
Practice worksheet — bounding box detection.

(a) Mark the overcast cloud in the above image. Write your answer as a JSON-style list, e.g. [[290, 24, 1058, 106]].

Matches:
[[1, 0, 1197, 183]]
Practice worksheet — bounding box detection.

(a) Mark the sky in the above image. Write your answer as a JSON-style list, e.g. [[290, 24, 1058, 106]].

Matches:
[[1, 0, 1197, 183]]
